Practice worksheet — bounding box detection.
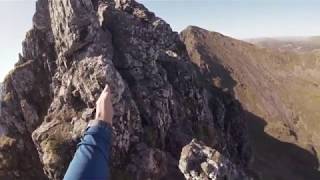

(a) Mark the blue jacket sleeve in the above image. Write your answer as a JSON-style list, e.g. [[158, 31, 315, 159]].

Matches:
[[64, 123, 112, 180]]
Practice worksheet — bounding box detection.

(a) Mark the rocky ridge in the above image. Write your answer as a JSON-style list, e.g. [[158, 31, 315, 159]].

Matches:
[[0, 1, 251, 180], [181, 26, 320, 180]]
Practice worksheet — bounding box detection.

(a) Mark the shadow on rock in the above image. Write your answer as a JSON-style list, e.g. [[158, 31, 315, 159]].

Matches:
[[244, 111, 320, 180]]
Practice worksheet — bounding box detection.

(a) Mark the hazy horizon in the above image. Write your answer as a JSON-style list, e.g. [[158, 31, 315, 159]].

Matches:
[[1, 0, 320, 82]]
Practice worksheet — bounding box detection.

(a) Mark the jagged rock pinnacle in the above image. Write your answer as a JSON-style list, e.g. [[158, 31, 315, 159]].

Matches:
[[0, 1, 251, 179]]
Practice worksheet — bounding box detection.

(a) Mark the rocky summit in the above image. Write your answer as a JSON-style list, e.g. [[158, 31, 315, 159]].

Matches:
[[0, 0, 251, 180]]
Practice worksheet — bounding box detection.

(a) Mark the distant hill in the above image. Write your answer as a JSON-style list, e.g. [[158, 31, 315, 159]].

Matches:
[[246, 36, 320, 53], [181, 26, 320, 180]]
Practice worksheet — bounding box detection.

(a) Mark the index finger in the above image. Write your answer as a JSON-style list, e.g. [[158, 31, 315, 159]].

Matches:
[[103, 84, 109, 93]]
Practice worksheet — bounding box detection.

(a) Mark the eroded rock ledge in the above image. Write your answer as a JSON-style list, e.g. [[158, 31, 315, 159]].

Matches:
[[179, 139, 251, 180]]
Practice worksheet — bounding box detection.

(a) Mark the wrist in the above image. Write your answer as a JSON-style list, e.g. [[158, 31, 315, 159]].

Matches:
[[94, 114, 112, 126], [88, 120, 112, 129]]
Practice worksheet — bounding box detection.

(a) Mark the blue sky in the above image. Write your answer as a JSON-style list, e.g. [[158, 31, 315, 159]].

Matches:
[[0, 1, 35, 82], [1, 0, 320, 82]]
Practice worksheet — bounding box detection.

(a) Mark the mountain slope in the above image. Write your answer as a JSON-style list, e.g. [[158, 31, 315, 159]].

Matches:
[[181, 26, 320, 180]]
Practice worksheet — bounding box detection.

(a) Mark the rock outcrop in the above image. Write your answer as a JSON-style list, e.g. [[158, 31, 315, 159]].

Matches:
[[0, 1, 251, 180], [181, 26, 320, 180], [179, 139, 250, 180]]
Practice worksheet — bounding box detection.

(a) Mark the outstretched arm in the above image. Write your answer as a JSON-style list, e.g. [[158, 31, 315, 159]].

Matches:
[[64, 85, 114, 180]]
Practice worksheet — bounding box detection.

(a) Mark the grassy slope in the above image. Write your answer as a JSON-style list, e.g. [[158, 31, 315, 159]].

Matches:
[[181, 26, 320, 180]]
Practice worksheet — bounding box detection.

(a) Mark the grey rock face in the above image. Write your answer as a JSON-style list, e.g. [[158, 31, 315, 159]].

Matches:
[[0, 0, 251, 180], [179, 139, 251, 180]]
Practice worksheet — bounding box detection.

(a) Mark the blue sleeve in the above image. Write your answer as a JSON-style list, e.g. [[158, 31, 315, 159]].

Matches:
[[64, 124, 112, 180]]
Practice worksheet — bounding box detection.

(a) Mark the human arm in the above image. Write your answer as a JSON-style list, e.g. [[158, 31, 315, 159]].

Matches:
[[64, 85, 114, 180]]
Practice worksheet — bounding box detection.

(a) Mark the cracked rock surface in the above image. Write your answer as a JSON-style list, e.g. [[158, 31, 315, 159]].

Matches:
[[179, 139, 251, 180], [0, 0, 251, 179]]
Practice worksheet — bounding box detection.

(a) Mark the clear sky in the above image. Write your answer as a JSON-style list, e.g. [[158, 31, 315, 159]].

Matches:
[[1, 0, 320, 82], [0, 0, 35, 82]]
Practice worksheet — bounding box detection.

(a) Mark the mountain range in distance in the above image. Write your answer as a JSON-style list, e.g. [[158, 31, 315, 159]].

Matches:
[[246, 36, 320, 53]]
